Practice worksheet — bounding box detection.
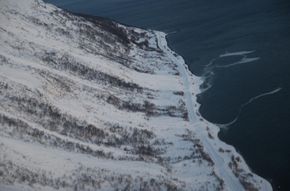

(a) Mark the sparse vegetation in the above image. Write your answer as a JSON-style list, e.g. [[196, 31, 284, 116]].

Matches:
[[0, 1, 265, 190], [42, 52, 143, 92], [229, 155, 259, 191]]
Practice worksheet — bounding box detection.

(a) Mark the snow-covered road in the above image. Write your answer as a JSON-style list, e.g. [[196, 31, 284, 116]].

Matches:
[[177, 63, 244, 191], [156, 31, 244, 190]]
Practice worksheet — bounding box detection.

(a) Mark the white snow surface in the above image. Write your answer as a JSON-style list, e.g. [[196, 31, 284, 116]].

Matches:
[[0, 0, 272, 190]]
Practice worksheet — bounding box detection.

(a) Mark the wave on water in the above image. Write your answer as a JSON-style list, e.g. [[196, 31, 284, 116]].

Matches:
[[203, 50, 259, 75], [200, 51, 259, 93], [199, 50, 282, 129], [216, 87, 282, 129], [215, 56, 260, 69], [219, 50, 255, 58], [165, 31, 177, 36]]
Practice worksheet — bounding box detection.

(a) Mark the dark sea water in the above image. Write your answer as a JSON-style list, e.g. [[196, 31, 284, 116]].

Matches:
[[45, 0, 290, 190]]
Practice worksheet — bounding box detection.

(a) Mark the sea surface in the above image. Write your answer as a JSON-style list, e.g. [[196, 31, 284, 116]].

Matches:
[[45, 0, 290, 190]]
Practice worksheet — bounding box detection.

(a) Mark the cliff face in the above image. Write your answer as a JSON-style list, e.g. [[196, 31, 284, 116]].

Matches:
[[0, 0, 271, 190]]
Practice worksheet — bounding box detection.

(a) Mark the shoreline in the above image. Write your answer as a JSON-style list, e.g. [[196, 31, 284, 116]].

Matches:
[[153, 30, 272, 190], [0, 0, 274, 189], [43, 3, 274, 189]]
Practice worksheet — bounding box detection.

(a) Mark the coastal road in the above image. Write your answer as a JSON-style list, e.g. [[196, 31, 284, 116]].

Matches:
[[155, 31, 245, 191], [176, 54, 245, 191]]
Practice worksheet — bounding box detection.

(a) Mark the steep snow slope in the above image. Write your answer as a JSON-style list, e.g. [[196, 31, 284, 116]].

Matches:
[[0, 0, 272, 190]]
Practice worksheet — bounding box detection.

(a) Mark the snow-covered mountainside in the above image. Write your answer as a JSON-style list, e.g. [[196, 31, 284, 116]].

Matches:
[[0, 0, 272, 190]]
